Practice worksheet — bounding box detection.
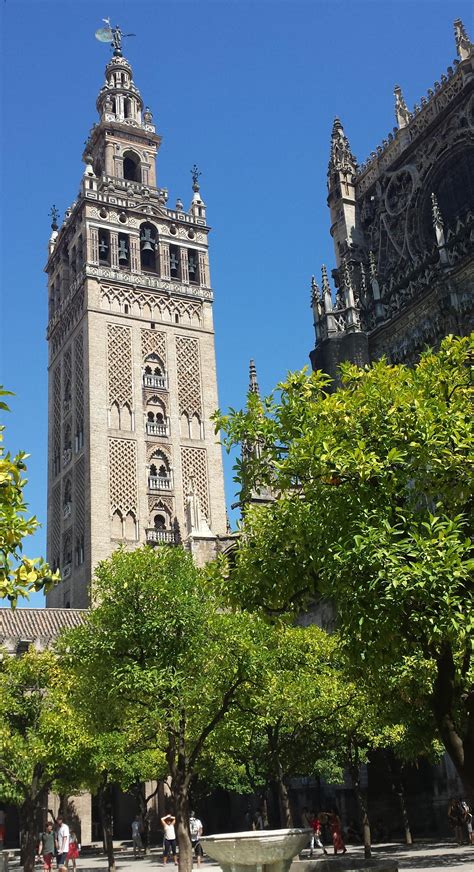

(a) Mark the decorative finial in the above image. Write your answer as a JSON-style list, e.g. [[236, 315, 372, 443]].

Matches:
[[369, 250, 378, 279], [249, 359, 260, 396], [175, 197, 184, 211], [321, 265, 331, 294], [191, 164, 202, 192], [310, 275, 321, 304], [49, 205, 59, 231], [431, 192, 444, 230], [329, 117, 358, 173], [394, 85, 411, 129], [454, 19, 473, 61]]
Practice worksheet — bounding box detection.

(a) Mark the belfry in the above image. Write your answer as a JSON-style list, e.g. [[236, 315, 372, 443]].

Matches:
[[45, 28, 228, 608]]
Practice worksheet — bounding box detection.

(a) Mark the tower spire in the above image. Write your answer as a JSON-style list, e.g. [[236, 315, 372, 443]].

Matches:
[[249, 359, 260, 396], [327, 119, 360, 266]]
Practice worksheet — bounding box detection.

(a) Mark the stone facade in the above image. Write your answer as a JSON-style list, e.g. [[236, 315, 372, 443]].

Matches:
[[310, 19, 474, 380], [45, 45, 228, 607]]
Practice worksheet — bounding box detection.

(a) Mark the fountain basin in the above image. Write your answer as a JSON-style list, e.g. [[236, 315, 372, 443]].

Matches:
[[201, 828, 311, 872]]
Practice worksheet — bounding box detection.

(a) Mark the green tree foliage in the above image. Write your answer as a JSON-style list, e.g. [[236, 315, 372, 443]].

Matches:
[[0, 648, 90, 872], [0, 388, 58, 605], [215, 334, 474, 799], [63, 546, 273, 872]]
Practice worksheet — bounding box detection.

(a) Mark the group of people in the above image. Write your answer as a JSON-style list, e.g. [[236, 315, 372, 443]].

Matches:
[[448, 797, 473, 845], [302, 808, 347, 856], [38, 817, 80, 871], [131, 811, 203, 864]]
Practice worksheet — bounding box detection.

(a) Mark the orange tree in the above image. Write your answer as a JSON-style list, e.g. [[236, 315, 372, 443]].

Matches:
[[214, 334, 474, 800]]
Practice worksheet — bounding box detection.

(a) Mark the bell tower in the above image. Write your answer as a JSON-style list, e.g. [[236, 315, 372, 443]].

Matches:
[[46, 31, 227, 607]]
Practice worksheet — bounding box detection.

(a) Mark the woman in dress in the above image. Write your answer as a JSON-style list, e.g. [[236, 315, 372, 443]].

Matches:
[[66, 829, 80, 870], [329, 809, 347, 855]]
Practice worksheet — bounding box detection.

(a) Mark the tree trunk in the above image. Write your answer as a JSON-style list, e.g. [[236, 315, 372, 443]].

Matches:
[[349, 765, 371, 859], [98, 784, 116, 872], [19, 797, 40, 872], [432, 644, 474, 806], [174, 775, 193, 872], [275, 759, 293, 827], [385, 752, 413, 845]]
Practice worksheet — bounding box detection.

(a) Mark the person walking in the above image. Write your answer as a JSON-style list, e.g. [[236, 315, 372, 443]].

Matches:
[[65, 829, 80, 871], [460, 799, 473, 845], [448, 798, 464, 844], [55, 817, 70, 867], [310, 813, 328, 856], [189, 810, 203, 865], [161, 814, 177, 865], [132, 815, 144, 858], [301, 808, 313, 855], [38, 821, 56, 872], [328, 809, 347, 856]]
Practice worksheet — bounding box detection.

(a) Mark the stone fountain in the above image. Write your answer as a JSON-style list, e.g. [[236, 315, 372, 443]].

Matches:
[[200, 828, 311, 872]]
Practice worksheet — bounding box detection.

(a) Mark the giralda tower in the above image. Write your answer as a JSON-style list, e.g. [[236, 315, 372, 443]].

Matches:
[[46, 29, 227, 607]]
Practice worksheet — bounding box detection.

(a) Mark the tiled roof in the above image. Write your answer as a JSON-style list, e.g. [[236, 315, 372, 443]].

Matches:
[[0, 607, 87, 646]]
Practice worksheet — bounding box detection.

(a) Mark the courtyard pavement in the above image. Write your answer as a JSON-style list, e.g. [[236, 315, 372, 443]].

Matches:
[[8, 841, 474, 872]]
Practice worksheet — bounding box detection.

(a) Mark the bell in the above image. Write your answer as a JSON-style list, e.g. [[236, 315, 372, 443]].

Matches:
[[118, 239, 129, 261], [99, 239, 108, 255], [140, 228, 156, 251]]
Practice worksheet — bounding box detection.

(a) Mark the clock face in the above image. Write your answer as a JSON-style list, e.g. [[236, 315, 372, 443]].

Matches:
[[95, 27, 113, 43]]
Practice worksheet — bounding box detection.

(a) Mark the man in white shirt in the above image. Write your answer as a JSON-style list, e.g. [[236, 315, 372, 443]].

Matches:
[[189, 811, 203, 866], [55, 817, 70, 866], [161, 814, 177, 865]]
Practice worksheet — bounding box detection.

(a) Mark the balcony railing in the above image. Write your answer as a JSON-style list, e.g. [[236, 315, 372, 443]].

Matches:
[[146, 529, 177, 545], [143, 374, 167, 389], [62, 563, 72, 579], [148, 475, 172, 491], [63, 502, 72, 520], [146, 422, 167, 436], [63, 448, 72, 467]]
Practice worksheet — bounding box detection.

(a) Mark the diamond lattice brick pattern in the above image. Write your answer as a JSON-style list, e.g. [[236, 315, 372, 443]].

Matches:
[[108, 438, 138, 515], [107, 324, 133, 406], [176, 336, 202, 417]]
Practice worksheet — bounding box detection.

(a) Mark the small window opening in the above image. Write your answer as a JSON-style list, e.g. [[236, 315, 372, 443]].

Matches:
[[123, 151, 141, 182], [124, 304, 129, 314], [154, 514, 166, 530]]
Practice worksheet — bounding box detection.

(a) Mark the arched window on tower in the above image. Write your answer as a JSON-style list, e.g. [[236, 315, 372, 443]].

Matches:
[[140, 222, 159, 273], [123, 150, 141, 183], [143, 354, 166, 388], [148, 451, 171, 490], [154, 514, 166, 530]]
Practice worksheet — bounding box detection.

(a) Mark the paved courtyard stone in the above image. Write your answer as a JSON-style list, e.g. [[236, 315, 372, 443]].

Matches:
[[6, 842, 474, 872]]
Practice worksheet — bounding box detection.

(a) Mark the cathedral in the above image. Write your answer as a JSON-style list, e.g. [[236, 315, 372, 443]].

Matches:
[[310, 18, 473, 382], [44, 29, 230, 609]]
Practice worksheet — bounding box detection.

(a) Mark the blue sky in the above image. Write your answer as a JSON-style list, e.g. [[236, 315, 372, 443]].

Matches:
[[1, 0, 470, 607]]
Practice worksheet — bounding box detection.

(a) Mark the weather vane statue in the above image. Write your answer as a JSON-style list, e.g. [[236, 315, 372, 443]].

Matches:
[[95, 18, 135, 56], [191, 164, 202, 190]]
